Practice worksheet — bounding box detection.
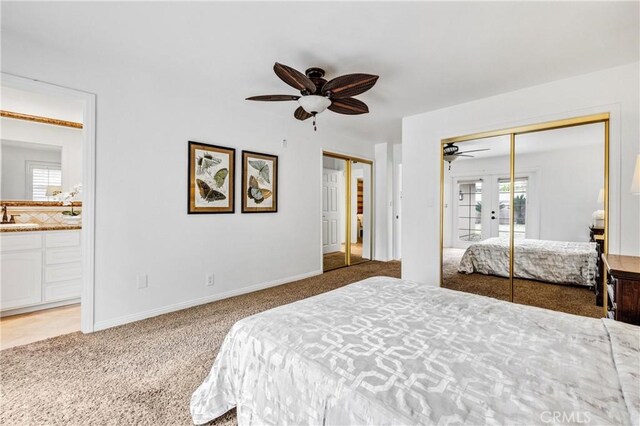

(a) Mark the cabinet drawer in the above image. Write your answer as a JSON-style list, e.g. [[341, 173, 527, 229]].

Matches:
[[1, 250, 43, 310], [46, 247, 82, 265], [45, 231, 81, 248], [0, 233, 42, 252], [45, 262, 82, 283], [44, 279, 82, 302]]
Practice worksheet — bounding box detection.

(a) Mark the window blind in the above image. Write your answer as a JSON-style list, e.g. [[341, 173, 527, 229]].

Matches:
[[31, 166, 62, 201]]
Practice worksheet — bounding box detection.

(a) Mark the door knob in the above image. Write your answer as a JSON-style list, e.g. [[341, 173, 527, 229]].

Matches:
[[491, 216, 496, 220]]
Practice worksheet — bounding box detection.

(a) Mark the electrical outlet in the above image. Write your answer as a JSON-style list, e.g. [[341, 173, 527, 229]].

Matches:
[[206, 273, 215, 286], [137, 274, 148, 289]]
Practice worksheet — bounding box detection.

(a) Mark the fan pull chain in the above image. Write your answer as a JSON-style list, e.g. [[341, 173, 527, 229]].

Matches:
[[312, 113, 317, 131]]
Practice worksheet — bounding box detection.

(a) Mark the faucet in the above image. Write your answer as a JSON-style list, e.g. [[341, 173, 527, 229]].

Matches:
[[1, 205, 8, 224]]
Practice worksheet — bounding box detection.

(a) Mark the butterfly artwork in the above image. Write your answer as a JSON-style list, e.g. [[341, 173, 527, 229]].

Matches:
[[248, 160, 271, 184], [188, 142, 235, 214], [247, 176, 272, 204], [242, 151, 278, 213], [197, 179, 226, 202]]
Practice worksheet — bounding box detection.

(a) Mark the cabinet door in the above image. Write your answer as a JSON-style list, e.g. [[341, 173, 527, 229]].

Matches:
[[1, 250, 43, 310]]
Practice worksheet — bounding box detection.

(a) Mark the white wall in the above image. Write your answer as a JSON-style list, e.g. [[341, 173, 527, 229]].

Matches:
[[403, 62, 640, 284], [444, 143, 604, 246], [1, 118, 83, 197], [2, 36, 377, 329], [374, 143, 394, 261], [392, 144, 402, 260]]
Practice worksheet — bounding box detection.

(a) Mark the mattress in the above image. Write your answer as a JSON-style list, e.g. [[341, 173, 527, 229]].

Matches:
[[458, 237, 598, 286], [190, 276, 639, 425]]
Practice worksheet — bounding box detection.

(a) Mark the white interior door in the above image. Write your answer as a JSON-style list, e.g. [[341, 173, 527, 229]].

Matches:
[[322, 169, 341, 254]]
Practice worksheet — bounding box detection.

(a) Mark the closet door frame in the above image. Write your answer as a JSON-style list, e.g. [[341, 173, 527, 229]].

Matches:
[[322, 151, 374, 271], [439, 113, 610, 315]]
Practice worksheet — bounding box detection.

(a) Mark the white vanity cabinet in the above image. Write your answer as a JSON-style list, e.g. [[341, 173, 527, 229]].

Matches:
[[1, 230, 82, 313]]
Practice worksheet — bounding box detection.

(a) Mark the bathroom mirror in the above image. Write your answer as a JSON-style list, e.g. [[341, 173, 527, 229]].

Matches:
[[0, 85, 84, 202], [1, 140, 63, 201]]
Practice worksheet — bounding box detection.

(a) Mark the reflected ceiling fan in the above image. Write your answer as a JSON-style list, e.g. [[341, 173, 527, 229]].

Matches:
[[246, 63, 379, 131], [443, 143, 490, 170]]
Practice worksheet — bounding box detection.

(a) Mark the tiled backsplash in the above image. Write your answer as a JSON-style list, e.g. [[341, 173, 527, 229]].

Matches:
[[1, 202, 82, 226]]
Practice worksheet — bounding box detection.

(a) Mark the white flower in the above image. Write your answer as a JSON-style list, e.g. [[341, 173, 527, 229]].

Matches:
[[57, 192, 72, 205]]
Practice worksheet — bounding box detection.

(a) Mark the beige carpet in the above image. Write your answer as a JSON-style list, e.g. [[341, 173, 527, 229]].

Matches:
[[442, 248, 601, 318], [0, 261, 400, 426], [323, 243, 365, 271]]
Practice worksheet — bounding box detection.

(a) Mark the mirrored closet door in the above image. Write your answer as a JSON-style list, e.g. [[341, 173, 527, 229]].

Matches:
[[349, 160, 373, 266], [441, 135, 512, 301], [440, 114, 610, 318], [322, 155, 348, 270], [512, 122, 605, 317], [323, 153, 373, 272]]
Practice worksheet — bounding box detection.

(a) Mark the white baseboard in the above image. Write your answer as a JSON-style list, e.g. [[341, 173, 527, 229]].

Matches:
[[1, 298, 80, 317], [93, 269, 322, 332]]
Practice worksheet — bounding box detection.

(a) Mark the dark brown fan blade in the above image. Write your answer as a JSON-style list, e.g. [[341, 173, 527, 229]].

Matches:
[[322, 74, 379, 99], [274, 63, 317, 93], [456, 148, 490, 154], [328, 98, 369, 115], [246, 95, 300, 101], [294, 106, 313, 121]]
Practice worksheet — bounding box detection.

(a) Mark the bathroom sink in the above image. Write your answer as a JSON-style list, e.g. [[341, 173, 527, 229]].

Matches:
[[0, 223, 39, 229]]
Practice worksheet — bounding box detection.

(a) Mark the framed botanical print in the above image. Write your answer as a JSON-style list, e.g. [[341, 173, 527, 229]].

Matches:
[[188, 141, 235, 214], [242, 150, 278, 213]]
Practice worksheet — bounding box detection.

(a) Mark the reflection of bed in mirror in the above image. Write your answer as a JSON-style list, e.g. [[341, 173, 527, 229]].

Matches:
[[458, 237, 598, 287]]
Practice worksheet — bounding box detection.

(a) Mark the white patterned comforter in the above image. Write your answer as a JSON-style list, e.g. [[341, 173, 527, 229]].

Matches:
[[458, 238, 598, 287], [190, 277, 639, 425]]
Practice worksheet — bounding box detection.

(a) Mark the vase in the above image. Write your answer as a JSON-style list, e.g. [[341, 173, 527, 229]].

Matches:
[[63, 215, 82, 225]]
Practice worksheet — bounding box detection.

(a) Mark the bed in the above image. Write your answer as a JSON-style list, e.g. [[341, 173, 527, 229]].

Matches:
[[458, 237, 598, 287], [190, 277, 639, 425]]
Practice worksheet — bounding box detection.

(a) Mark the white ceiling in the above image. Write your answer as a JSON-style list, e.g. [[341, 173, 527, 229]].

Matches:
[[1, 2, 638, 143], [452, 122, 605, 160]]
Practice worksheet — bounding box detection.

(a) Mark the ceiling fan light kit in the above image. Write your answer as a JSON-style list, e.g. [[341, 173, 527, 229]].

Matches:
[[443, 142, 490, 170], [246, 62, 379, 131], [298, 95, 331, 114]]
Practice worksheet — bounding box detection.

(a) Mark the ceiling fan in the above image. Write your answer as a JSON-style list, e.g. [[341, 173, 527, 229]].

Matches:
[[246, 63, 379, 131], [443, 143, 490, 170]]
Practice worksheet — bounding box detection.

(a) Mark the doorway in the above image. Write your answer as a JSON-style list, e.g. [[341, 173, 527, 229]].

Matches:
[[0, 73, 96, 344], [322, 152, 373, 272]]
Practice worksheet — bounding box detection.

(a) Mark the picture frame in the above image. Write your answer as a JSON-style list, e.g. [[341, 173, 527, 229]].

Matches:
[[241, 150, 278, 213], [188, 141, 235, 214]]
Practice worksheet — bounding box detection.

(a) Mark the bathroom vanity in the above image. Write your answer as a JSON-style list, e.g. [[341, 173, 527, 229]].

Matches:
[[1, 227, 82, 314]]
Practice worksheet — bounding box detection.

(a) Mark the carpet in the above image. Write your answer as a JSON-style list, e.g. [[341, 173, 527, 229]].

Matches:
[[323, 243, 365, 271], [442, 248, 601, 318], [0, 261, 400, 426]]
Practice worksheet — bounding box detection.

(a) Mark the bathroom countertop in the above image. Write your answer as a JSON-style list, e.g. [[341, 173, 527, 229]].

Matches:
[[0, 224, 82, 233]]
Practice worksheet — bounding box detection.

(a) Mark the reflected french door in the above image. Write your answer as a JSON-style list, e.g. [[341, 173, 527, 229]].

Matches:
[[454, 175, 531, 247]]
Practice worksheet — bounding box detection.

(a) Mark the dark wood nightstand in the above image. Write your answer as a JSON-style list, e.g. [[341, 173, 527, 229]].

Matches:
[[590, 226, 606, 306], [603, 254, 640, 325]]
